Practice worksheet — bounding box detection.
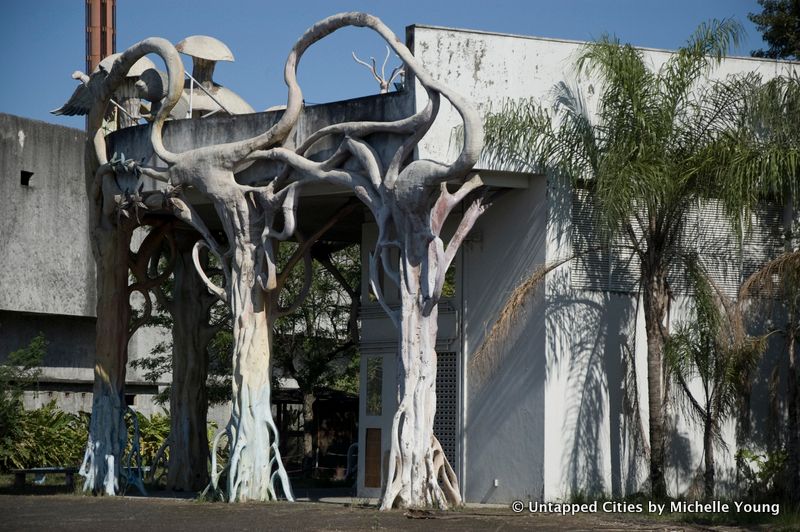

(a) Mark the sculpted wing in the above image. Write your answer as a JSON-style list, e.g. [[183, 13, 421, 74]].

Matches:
[[51, 70, 108, 116]]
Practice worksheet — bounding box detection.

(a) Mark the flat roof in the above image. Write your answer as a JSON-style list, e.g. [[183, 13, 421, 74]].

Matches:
[[407, 23, 800, 66]]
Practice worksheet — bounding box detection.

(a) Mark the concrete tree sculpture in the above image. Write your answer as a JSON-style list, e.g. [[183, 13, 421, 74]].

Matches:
[[115, 17, 368, 502], [67, 30, 302, 499], [246, 13, 486, 509], [71, 38, 185, 495]]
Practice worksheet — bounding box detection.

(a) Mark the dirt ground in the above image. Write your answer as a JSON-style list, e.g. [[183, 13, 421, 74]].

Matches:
[[0, 493, 787, 532]]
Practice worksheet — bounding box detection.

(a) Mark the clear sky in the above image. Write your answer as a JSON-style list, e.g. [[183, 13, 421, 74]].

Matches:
[[0, 1, 770, 129]]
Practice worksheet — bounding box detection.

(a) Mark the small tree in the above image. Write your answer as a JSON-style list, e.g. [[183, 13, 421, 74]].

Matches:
[[714, 72, 800, 502], [665, 259, 764, 499], [740, 252, 800, 501], [0, 333, 46, 470], [749, 0, 800, 59]]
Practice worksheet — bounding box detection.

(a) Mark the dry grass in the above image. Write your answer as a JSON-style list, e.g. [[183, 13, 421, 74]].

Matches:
[[468, 252, 587, 384]]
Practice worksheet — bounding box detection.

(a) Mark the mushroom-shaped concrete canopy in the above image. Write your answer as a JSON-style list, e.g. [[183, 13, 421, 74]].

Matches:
[[176, 35, 235, 62], [96, 53, 158, 77]]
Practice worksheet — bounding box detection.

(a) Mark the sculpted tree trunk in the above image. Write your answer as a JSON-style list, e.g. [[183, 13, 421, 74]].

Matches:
[[389, 242, 450, 508], [222, 213, 293, 501], [82, 222, 133, 495], [163, 232, 218, 491], [76, 38, 185, 495]]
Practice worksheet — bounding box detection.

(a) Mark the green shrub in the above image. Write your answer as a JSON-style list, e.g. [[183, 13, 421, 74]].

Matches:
[[0, 402, 88, 471], [0, 334, 49, 471], [736, 448, 788, 501]]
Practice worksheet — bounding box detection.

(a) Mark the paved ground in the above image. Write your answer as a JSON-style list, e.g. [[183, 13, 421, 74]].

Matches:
[[0, 493, 782, 532]]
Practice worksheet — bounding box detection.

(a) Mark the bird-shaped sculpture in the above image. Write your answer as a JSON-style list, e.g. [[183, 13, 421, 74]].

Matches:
[[51, 68, 107, 116], [135, 68, 190, 120], [51, 55, 156, 119]]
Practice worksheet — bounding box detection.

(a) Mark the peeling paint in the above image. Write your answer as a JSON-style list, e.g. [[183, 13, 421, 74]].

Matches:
[[17, 130, 24, 149]]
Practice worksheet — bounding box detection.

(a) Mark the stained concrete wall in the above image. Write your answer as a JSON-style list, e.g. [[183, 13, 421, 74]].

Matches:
[[107, 92, 413, 195], [0, 113, 167, 417], [0, 114, 94, 317]]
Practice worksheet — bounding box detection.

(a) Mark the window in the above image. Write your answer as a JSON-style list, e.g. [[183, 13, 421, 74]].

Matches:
[[365, 356, 382, 416], [20, 170, 33, 186]]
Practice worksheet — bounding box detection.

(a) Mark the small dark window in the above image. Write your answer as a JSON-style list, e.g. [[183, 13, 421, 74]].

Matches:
[[20, 170, 33, 186], [125, 394, 136, 406]]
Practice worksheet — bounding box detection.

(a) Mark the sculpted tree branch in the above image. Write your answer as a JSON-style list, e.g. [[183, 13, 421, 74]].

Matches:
[[352, 46, 404, 94]]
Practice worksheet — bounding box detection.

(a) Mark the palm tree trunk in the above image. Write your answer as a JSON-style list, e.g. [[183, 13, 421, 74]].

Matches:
[[704, 414, 715, 500], [786, 312, 799, 501], [642, 262, 669, 499], [783, 191, 799, 502]]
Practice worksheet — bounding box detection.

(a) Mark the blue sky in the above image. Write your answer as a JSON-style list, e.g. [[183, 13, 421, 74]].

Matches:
[[0, 1, 769, 128]]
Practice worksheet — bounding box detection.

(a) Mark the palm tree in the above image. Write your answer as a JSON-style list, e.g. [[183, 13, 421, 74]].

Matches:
[[482, 20, 747, 498], [716, 72, 800, 501], [738, 252, 800, 501], [665, 258, 764, 500]]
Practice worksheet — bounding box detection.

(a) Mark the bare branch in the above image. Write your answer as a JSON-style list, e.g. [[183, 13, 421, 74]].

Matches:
[[352, 51, 383, 84], [192, 240, 227, 303], [276, 201, 359, 290]]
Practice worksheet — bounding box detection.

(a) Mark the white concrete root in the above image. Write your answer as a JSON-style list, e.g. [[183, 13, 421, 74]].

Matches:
[[206, 385, 294, 502], [203, 429, 229, 500], [79, 389, 126, 495], [381, 408, 462, 509], [431, 436, 462, 506], [226, 384, 295, 502]]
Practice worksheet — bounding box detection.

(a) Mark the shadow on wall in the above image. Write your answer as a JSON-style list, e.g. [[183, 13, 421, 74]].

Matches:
[[544, 169, 648, 499], [545, 267, 647, 498], [465, 181, 548, 503]]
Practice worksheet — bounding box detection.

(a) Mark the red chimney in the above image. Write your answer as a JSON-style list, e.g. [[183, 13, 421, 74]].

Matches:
[[86, 0, 116, 73]]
